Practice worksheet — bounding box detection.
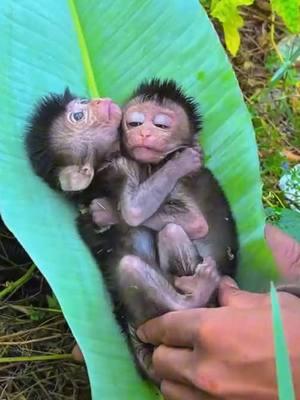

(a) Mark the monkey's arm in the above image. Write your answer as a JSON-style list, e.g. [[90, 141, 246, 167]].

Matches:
[[116, 148, 201, 227], [142, 196, 209, 239]]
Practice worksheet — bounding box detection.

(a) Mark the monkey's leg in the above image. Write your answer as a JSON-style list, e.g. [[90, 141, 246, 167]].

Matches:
[[89, 197, 119, 227], [158, 224, 220, 304], [158, 223, 200, 276], [143, 205, 208, 240], [117, 254, 216, 327]]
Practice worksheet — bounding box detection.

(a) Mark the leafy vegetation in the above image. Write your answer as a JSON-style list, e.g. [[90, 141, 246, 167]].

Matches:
[[207, 0, 300, 55]]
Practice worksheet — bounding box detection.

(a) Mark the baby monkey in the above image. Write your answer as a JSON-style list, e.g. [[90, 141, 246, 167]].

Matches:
[[26, 88, 122, 197], [79, 79, 239, 381], [25, 82, 237, 383]]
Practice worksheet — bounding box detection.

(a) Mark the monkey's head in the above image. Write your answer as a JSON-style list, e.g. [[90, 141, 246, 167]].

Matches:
[[26, 89, 122, 192], [122, 78, 202, 164]]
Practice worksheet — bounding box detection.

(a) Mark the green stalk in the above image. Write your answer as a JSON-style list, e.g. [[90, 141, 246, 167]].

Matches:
[[270, 283, 296, 400], [0, 354, 73, 363], [0, 264, 36, 300]]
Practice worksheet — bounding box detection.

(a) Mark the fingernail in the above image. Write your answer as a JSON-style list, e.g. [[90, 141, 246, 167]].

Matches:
[[221, 276, 238, 288], [136, 327, 146, 342]]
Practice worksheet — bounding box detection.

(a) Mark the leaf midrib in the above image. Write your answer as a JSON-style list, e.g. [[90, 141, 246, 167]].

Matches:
[[68, 0, 99, 97]]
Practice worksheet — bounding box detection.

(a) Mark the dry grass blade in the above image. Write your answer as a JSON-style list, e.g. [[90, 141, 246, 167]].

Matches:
[[0, 218, 91, 400]]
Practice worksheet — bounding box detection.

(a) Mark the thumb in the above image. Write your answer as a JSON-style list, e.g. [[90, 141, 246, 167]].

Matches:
[[218, 276, 268, 308], [265, 224, 300, 278]]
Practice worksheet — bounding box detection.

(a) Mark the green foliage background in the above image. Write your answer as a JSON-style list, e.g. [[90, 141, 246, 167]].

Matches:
[[210, 0, 300, 56]]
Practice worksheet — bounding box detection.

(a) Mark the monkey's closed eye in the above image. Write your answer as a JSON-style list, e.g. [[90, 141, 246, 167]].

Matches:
[[128, 121, 143, 128], [126, 111, 145, 128], [79, 99, 89, 104], [153, 113, 171, 129], [154, 123, 168, 129]]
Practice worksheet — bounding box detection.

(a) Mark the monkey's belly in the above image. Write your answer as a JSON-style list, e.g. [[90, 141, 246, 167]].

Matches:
[[130, 227, 157, 266]]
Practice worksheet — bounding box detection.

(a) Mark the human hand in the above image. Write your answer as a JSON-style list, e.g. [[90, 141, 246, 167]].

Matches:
[[265, 224, 300, 279], [137, 226, 300, 399], [137, 283, 300, 399]]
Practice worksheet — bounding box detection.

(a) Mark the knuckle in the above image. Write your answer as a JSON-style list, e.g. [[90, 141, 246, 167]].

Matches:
[[160, 380, 171, 399], [193, 368, 221, 396], [152, 345, 165, 369], [194, 319, 214, 346], [160, 380, 176, 400]]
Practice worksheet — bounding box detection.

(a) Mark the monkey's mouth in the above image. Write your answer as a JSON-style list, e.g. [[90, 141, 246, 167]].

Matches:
[[132, 146, 163, 162], [133, 146, 161, 153]]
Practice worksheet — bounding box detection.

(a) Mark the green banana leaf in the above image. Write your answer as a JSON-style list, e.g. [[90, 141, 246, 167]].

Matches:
[[0, 0, 277, 398]]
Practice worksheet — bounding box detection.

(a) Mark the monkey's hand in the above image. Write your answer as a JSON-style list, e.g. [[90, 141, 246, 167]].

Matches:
[[172, 147, 202, 177], [89, 197, 120, 227], [193, 143, 204, 164]]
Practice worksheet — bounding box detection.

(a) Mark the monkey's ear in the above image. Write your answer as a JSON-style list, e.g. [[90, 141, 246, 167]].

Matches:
[[58, 164, 94, 191]]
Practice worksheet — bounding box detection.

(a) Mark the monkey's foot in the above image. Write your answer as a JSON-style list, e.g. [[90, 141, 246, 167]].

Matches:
[[174, 256, 220, 306], [128, 325, 160, 385], [89, 197, 119, 226]]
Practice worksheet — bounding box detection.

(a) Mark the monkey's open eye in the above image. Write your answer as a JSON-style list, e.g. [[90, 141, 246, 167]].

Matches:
[[126, 111, 145, 128], [70, 111, 85, 122], [153, 114, 172, 129]]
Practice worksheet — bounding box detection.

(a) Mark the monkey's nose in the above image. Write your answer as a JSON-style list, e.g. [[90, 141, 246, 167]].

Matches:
[[140, 130, 151, 138]]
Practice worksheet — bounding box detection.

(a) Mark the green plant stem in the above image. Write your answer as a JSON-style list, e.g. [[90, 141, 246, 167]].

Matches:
[[0, 354, 73, 363], [0, 264, 36, 300], [8, 304, 62, 313], [270, 12, 284, 63]]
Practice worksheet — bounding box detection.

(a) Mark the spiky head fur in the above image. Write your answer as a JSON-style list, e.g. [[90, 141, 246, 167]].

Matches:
[[130, 78, 202, 134], [25, 88, 75, 189]]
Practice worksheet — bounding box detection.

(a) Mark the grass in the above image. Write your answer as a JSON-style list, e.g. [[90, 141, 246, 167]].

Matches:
[[0, 3, 299, 398], [228, 4, 300, 209], [0, 219, 91, 399]]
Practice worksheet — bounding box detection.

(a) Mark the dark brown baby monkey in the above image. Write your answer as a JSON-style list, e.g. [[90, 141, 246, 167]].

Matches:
[[26, 88, 122, 198], [25, 82, 238, 383], [77, 79, 239, 382]]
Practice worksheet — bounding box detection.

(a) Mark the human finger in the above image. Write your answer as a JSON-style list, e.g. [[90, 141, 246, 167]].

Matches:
[[161, 380, 215, 400], [152, 345, 193, 384], [137, 309, 202, 347], [265, 224, 300, 277], [219, 276, 269, 308], [72, 344, 84, 362]]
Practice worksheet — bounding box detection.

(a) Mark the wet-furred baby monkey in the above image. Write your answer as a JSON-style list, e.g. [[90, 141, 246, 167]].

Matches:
[[25, 81, 238, 383]]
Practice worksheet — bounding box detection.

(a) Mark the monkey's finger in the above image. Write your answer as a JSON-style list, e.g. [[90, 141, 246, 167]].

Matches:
[[218, 277, 268, 308], [152, 345, 193, 385], [160, 380, 215, 400], [137, 310, 202, 347]]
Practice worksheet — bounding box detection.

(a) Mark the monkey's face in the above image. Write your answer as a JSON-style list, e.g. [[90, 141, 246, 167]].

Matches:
[[52, 98, 122, 191], [53, 97, 122, 155], [122, 99, 191, 164]]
